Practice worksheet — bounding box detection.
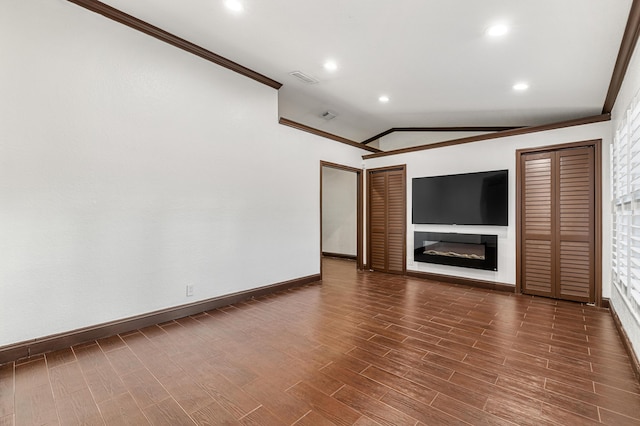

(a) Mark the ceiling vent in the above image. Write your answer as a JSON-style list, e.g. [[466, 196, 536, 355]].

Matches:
[[289, 71, 319, 84], [321, 110, 337, 120]]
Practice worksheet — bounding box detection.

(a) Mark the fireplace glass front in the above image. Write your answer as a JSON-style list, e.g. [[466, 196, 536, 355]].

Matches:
[[414, 232, 498, 271]]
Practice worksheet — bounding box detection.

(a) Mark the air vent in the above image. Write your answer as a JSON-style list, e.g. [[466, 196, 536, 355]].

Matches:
[[321, 111, 337, 120], [289, 71, 319, 84]]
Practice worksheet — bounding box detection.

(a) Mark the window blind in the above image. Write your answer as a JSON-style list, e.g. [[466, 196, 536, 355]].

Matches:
[[613, 93, 640, 313]]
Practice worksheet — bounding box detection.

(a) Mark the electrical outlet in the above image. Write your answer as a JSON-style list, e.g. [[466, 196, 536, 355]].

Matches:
[[186, 284, 194, 297]]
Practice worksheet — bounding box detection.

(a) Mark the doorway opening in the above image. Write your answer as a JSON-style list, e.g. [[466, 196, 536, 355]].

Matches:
[[320, 162, 363, 273]]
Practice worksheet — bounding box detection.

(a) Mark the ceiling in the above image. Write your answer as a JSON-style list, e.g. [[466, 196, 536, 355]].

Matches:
[[95, 0, 633, 143]]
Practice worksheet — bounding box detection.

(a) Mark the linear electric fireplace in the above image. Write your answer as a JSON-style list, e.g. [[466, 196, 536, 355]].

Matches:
[[414, 232, 498, 271]]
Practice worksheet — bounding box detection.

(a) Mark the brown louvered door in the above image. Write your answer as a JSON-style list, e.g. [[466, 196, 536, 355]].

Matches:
[[386, 171, 406, 272], [369, 172, 387, 271], [521, 147, 594, 302], [368, 167, 406, 274], [557, 147, 594, 301], [522, 152, 555, 297]]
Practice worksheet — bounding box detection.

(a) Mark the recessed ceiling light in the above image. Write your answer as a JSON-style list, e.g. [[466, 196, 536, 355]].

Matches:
[[513, 82, 529, 91], [324, 60, 338, 72], [378, 95, 390, 103], [224, 0, 244, 13], [486, 24, 508, 37]]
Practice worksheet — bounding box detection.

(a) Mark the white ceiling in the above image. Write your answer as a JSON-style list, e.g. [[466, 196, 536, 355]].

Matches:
[[98, 0, 633, 142]]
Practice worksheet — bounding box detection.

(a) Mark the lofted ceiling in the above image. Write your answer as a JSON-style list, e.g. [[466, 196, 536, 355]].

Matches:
[[92, 0, 633, 143]]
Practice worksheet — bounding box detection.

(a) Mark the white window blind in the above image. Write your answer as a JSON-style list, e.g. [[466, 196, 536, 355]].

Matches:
[[614, 115, 628, 199], [631, 99, 640, 195], [613, 93, 640, 313], [631, 213, 640, 303]]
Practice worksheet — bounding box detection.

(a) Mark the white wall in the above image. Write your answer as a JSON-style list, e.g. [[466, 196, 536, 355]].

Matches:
[[0, 0, 368, 347], [322, 167, 357, 256], [364, 122, 612, 293], [610, 35, 640, 358]]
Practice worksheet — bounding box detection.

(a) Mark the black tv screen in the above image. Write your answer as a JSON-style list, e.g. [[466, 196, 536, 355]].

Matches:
[[412, 170, 508, 225]]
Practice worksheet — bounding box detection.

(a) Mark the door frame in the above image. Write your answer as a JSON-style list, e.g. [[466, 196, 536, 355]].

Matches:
[[515, 139, 602, 305], [366, 165, 407, 274], [320, 161, 364, 273]]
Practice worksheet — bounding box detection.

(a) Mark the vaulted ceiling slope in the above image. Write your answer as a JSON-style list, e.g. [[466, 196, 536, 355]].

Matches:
[[76, 0, 634, 142]]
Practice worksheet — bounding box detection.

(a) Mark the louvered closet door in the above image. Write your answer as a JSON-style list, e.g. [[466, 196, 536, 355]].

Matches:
[[368, 168, 406, 274], [557, 147, 594, 301], [387, 170, 406, 273], [522, 152, 555, 297], [369, 173, 387, 271], [521, 147, 594, 302]]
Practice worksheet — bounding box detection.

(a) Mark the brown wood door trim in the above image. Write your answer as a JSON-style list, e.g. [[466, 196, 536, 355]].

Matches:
[[516, 139, 602, 305], [320, 161, 364, 272], [594, 142, 603, 306], [366, 165, 407, 274]]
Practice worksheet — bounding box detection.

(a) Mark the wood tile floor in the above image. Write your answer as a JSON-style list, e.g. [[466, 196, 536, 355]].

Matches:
[[1, 257, 640, 425]]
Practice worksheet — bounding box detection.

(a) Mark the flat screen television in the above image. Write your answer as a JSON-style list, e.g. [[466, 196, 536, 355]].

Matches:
[[412, 169, 508, 225]]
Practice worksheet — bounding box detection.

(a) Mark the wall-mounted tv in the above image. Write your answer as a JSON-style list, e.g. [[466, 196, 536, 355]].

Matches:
[[412, 169, 508, 225]]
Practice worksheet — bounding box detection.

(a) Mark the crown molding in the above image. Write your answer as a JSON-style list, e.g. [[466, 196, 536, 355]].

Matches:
[[67, 0, 282, 90], [279, 118, 380, 153], [362, 114, 610, 159], [603, 0, 640, 113], [361, 126, 522, 145], [66, 0, 635, 147]]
